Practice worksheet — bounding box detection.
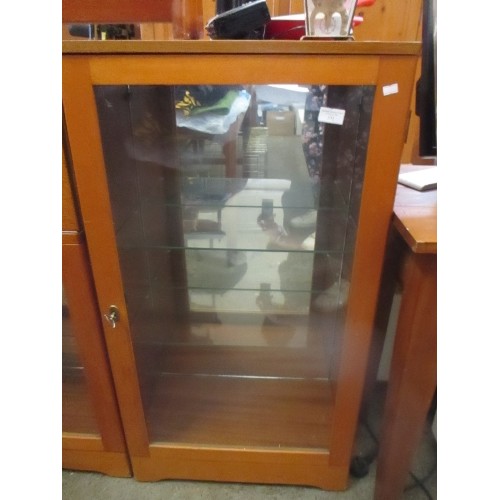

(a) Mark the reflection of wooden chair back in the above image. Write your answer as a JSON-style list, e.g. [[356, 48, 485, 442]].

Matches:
[[62, 0, 214, 40], [62, 1, 309, 40], [62, 0, 174, 39], [265, 0, 305, 16], [62, 0, 174, 23]]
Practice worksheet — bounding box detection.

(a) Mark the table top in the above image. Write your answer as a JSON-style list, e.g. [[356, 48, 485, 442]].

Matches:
[[393, 165, 437, 255]]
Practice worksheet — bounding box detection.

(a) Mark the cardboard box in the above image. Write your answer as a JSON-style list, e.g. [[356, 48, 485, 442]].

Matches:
[[266, 110, 296, 136]]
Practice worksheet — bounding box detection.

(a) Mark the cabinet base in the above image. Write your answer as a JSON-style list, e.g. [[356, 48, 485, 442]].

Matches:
[[63, 449, 131, 478], [132, 444, 349, 490]]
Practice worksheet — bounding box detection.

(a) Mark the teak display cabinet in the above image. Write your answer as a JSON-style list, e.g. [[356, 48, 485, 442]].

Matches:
[[62, 40, 418, 490]]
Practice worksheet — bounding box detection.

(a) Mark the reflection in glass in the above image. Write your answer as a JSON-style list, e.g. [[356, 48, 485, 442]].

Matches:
[[94, 83, 374, 449]]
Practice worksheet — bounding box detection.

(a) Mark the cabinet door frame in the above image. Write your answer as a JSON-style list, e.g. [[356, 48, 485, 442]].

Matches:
[[62, 40, 418, 489], [62, 230, 131, 477]]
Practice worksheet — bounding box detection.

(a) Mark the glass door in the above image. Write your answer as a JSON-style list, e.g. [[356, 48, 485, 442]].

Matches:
[[92, 82, 374, 449]]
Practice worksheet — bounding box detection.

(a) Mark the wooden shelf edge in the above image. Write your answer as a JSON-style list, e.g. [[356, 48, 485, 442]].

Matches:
[[63, 39, 421, 56]]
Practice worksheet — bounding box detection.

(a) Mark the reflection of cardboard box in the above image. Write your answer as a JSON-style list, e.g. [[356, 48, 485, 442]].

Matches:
[[266, 111, 296, 136]]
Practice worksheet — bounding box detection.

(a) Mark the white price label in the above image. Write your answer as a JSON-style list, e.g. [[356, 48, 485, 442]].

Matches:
[[383, 83, 399, 96], [318, 107, 345, 125]]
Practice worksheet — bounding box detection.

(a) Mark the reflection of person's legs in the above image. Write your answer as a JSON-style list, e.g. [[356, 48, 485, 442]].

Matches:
[[289, 85, 328, 229], [292, 85, 351, 312], [255, 84, 351, 313]]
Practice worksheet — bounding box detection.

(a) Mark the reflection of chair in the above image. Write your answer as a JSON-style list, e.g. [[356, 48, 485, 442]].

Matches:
[[177, 112, 246, 178], [63, 0, 174, 25], [63, 0, 202, 41], [182, 177, 244, 266]]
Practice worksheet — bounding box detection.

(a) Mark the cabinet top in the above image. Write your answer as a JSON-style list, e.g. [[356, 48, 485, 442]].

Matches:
[[62, 40, 420, 56]]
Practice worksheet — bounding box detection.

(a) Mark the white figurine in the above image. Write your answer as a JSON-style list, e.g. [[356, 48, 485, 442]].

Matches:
[[309, 0, 349, 36]]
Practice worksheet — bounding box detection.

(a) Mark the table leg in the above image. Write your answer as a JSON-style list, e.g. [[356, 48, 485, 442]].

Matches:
[[374, 250, 437, 500], [362, 226, 404, 414]]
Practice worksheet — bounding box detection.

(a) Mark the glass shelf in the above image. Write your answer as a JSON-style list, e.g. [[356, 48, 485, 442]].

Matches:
[[115, 207, 357, 254]]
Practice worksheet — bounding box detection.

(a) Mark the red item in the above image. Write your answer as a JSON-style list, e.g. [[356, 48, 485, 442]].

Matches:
[[356, 0, 375, 6], [263, 0, 375, 40], [264, 15, 364, 40]]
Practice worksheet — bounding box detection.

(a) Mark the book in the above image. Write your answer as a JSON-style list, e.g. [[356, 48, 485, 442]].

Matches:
[[398, 166, 437, 191]]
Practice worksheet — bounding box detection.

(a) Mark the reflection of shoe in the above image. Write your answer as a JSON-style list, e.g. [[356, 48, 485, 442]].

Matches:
[[257, 213, 277, 230], [301, 232, 316, 251], [314, 279, 350, 313], [289, 209, 317, 228], [257, 216, 302, 250]]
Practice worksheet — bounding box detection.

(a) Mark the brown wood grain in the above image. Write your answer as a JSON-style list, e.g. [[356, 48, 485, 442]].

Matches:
[[369, 163, 437, 499], [155, 343, 330, 379], [133, 445, 348, 489], [63, 0, 174, 23], [354, 0, 422, 42], [374, 250, 437, 500], [63, 448, 131, 477], [393, 165, 437, 254], [145, 374, 333, 448], [63, 433, 104, 451], [62, 39, 420, 56]]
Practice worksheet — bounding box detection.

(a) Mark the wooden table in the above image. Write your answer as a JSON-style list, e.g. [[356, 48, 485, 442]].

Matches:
[[373, 165, 437, 500]]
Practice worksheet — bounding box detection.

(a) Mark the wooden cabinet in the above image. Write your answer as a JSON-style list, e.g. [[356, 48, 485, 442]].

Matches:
[[354, 0, 422, 42], [62, 40, 418, 489], [62, 148, 131, 477], [353, 0, 425, 164]]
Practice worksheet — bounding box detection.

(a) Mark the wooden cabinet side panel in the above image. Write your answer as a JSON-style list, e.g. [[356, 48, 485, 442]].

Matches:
[[62, 238, 128, 453], [328, 54, 419, 467]]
